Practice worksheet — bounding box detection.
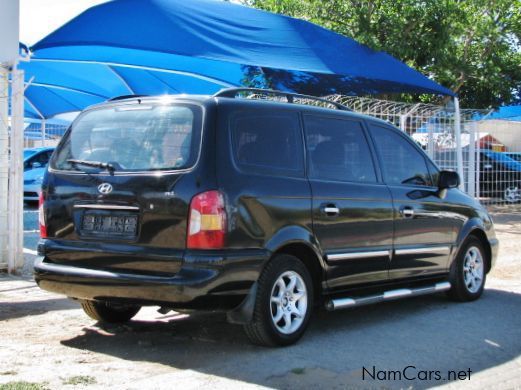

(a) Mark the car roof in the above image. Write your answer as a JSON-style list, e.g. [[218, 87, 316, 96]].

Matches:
[[83, 93, 393, 129]]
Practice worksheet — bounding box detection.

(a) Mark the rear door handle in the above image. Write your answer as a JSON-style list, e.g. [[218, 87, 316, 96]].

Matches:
[[400, 206, 414, 218], [322, 204, 340, 216]]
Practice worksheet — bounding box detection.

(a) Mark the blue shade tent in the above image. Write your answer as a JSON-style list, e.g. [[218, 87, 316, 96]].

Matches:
[[487, 105, 521, 121], [21, 59, 236, 118], [22, 0, 453, 119]]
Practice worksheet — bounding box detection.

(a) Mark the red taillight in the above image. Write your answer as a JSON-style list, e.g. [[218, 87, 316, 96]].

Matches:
[[187, 190, 226, 249], [38, 192, 47, 238]]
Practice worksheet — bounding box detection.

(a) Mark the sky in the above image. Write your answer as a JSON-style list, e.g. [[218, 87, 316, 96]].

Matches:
[[20, 0, 109, 45], [19, 0, 242, 45]]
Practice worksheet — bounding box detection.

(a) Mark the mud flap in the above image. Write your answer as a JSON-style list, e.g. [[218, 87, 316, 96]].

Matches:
[[226, 282, 258, 324]]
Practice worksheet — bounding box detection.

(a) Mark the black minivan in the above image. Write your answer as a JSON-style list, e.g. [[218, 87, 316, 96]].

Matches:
[[35, 89, 498, 346]]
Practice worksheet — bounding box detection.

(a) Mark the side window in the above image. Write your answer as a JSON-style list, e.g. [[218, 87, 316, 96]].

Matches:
[[231, 111, 304, 176], [369, 124, 433, 186], [426, 159, 440, 187], [304, 115, 376, 183]]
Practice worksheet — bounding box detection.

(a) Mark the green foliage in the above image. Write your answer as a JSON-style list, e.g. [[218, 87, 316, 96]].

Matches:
[[244, 0, 521, 108], [62, 375, 97, 386], [0, 382, 49, 390]]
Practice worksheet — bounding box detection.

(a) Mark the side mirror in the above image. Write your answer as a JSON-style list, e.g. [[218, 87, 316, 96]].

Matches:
[[438, 170, 460, 190], [32, 162, 42, 169]]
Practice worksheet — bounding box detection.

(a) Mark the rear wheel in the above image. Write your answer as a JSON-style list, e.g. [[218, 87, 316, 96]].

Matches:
[[244, 254, 313, 347], [447, 237, 487, 302], [80, 300, 141, 323]]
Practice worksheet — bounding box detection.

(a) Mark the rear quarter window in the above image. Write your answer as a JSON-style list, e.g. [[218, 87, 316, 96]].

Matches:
[[230, 110, 304, 177]]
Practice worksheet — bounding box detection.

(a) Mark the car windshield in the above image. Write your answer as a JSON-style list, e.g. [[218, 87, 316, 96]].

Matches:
[[24, 150, 37, 160], [53, 103, 202, 172]]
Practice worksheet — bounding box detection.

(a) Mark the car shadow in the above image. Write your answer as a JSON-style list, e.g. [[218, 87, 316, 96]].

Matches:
[[59, 288, 521, 389], [0, 297, 78, 321]]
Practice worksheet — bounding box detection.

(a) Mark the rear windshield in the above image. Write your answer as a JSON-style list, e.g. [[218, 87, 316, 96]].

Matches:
[[53, 103, 202, 172]]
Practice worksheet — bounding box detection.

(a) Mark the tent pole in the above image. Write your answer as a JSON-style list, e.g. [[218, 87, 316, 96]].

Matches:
[[7, 65, 25, 273], [454, 97, 464, 190], [41, 119, 46, 147], [0, 66, 9, 270]]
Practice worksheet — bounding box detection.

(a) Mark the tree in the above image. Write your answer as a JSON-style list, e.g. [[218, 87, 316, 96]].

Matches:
[[243, 0, 521, 108]]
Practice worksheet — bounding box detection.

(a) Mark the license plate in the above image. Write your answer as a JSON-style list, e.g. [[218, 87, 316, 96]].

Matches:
[[81, 213, 138, 236]]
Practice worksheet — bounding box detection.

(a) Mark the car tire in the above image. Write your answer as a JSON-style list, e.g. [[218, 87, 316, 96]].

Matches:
[[503, 185, 520, 203], [81, 300, 141, 323], [447, 237, 487, 302], [243, 254, 314, 347]]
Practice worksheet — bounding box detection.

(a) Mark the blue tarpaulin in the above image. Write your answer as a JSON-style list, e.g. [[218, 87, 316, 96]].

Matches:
[[22, 0, 453, 119]]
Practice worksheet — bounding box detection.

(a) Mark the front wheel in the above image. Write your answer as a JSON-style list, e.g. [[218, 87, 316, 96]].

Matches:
[[447, 237, 487, 302], [80, 300, 141, 323], [503, 185, 520, 203], [244, 254, 313, 347]]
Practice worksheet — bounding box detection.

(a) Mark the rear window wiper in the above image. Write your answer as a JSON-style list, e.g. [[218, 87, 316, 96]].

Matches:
[[67, 159, 116, 175]]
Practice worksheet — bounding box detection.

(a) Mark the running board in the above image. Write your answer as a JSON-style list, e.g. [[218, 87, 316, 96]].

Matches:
[[326, 281, 451, 311]]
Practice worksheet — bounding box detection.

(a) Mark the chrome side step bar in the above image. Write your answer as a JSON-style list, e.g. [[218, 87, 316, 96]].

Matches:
[[326, 281, 451, 311]]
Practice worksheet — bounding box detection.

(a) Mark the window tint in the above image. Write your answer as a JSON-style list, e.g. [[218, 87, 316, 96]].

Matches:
[[304, 116, 376, 183], [369, 124, 432, 186], [231, 111, 304, 176]]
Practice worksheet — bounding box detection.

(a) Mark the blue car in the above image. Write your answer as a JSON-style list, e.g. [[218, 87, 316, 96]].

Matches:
[[505, 152, 521, 163], [24, 147, 55, 201]]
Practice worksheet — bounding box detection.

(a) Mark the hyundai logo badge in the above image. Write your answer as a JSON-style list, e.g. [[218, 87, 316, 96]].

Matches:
[[98, 183, 113, 195]]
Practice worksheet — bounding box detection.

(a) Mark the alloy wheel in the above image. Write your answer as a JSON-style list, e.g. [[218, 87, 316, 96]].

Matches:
[[463, 246, 484, 293], [270, 270, 308, 335]]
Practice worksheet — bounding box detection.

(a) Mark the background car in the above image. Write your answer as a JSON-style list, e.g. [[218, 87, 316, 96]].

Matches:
[[505, 152, 521, 163], [480, 150, 521, 202], [24, 147, 54, 202]]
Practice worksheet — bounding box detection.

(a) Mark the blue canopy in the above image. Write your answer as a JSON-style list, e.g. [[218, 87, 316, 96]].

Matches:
[[22, 0, 453, 119], [487, 105, 521, 121]]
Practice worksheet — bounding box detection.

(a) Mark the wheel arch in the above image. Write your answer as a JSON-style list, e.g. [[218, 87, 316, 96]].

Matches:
[[454, 218, 492, 273], [264, 226, 326, 303], [273, 242, 324, 303], [467, 228, 492, 273]]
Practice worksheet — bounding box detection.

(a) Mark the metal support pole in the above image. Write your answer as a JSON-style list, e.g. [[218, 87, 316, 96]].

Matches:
[[41, 119, 46, 147], [468, 122, 476, 198], [426, 122, 435, 159], [454, 97, 464, 190], [0, 66, 9, 270], [8, 66, 25, 273]]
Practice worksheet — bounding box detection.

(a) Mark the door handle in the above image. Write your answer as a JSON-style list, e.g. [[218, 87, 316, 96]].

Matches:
[[322, 204, 340, 216], [400, 206, 415, 218]]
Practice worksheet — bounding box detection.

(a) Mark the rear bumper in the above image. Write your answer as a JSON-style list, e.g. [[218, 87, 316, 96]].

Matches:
[[34, 247, 270, 309]]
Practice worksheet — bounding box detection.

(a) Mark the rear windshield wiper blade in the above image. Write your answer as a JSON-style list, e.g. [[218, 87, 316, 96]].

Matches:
[[67, 159, 116, 175]]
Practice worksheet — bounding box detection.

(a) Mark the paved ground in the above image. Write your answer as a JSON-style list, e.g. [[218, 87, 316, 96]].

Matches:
[[0, 205, 520, 389]]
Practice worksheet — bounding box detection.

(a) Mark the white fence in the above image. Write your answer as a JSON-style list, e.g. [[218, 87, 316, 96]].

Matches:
[[24, 121, 69, 148], [17, 97, 521, 209], [330, 95, 521, 206]]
